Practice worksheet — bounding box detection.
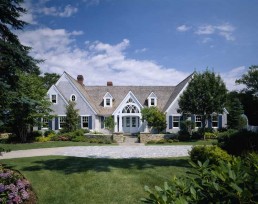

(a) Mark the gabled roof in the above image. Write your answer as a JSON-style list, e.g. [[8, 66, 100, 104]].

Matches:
[[163, 72, 195, 112], [54, 71, 194, 116]]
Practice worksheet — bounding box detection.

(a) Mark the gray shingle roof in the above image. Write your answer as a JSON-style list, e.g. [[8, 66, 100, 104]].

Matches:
[[64, 72, 194, 116]]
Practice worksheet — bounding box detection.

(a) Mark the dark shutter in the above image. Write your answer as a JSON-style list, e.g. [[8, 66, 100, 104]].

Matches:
[[89, 116, 92, 129], [48, 119, 52, 130], [38, 118, 41, 130], [78, 116, 81, 129], [208, 117, 212, 128], [55, 117, 59, 130], [101, 116, 105, 129], [218, 115, 223, 129], [191, 115, 195, 122], [169, 116, 173, 129]]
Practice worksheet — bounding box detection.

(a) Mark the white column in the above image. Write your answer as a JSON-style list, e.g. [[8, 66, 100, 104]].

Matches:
[[144, 120, 149, 133], [114, 114, 118, 132], [139, 116, 143, 132], [119, 115, 123, 132]]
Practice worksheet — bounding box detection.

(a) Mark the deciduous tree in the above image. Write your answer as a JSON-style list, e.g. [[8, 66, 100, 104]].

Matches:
[[141, 107, 167, 133], [178, 70, 227, 130]]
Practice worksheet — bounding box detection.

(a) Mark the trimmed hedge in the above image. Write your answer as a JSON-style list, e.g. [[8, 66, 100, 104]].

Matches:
[[189, 145, 232, 165], [217, 129, 258, 156]]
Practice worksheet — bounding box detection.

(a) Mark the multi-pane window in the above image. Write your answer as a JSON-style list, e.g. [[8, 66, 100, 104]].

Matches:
[[59, 116, 66, 129], [106, 98, 111, 106], [82, 116, 89, 128], [126, 117, 130, 127], [195, 116, 202, 128], [212, 115, 218, 128], [173, 116, 180, 128], [51, 95, 57, 103], [132, 117, 136, 127], [42, 118, 49, 128], [71, 95, 76, 101]]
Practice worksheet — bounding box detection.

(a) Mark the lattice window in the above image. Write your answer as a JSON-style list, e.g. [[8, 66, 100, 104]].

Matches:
[[195, 116, 202, 128], [59, 116, 66, 129], [173, 116, 180, 128], [82, 116, 89, 128], [122, 105, 139, 113], [212, 115, 218, 128]]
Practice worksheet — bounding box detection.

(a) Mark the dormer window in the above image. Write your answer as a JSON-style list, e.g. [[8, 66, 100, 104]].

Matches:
[[71, 94, 76, 102], [51, 94, 57, 104], [147, 92, 157, 107], [103, 92, 113, 108]]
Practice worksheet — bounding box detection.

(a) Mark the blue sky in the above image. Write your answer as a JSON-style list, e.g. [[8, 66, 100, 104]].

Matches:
[[18, 0, 258, 90]]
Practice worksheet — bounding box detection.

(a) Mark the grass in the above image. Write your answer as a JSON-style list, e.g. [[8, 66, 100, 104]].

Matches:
[[1, 156, 189, 204], [0, 141, 115, 151], [147, 139, 217, 146]]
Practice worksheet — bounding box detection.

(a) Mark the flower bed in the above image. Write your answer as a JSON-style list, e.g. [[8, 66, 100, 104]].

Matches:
[[0, 164, 33, 203]]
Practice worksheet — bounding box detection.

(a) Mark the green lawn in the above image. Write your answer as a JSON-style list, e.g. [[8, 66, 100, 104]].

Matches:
[[0, 141, 115, 151], [1, 156, 189, 204]]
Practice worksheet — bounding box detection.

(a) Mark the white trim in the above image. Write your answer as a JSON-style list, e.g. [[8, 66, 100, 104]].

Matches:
[[147, 92, 157, 107], [103, 92, 113, 108], [81, 115, 90, 129], [165, 75, 193, 113], [58, 115, 66, 129], [172, 115, 181, 128], [70, 94, 77, 102], [112, 91, 143, 115]]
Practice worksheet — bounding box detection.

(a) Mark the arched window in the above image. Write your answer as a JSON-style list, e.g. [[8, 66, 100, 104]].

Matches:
[[122, 104, 139, 113], [71, 94, 76, 101]]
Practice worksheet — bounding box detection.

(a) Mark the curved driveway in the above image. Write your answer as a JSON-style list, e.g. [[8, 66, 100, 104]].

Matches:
[[0, 145, 192, 159]]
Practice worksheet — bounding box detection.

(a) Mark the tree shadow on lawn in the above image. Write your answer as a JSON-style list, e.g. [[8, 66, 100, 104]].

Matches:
[[11, 156, 190, 174]]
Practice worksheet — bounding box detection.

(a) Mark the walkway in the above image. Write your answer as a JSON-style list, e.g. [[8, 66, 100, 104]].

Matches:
[[0, 146, 192, 159]]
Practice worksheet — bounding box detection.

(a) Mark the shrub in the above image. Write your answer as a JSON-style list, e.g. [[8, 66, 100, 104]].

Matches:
[[217, 129, 258, 156], [204, 132, 217, 139], [0, 165, 31, 203], [191, 131, 202, 140], [44, 130, 56, 137], [71, 136, 87, 142], [189, 145, 232, 165], [178, 133, 190, 141], [142, 155, 258, 203], [35, 136, 51, 142]]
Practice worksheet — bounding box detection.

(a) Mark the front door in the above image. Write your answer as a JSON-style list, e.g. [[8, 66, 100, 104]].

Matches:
[[123, 116, 139, 133]]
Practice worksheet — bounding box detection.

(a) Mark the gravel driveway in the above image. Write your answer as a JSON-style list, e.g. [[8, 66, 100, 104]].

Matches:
[[0, 145, 192, 159]]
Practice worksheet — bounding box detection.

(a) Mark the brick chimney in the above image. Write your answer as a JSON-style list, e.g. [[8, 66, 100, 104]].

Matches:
[[107, 81, 113, 86], [77, 75, 84, 85]]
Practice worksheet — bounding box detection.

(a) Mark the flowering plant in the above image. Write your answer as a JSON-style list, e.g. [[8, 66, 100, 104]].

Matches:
[[0, 165, 30, 204]]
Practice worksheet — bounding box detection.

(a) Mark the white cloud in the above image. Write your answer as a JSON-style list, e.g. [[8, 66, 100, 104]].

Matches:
[[220, 66, 246, 91], [135, 48, 147, 53], [195, 25, 215, 35], [195, 23, 236, 41], [18, 28, 189, 86], [19, 1, 37, 24], [176, 25, 191, 32], [39, 4, 78, 17], [18, 27, 243, 90]]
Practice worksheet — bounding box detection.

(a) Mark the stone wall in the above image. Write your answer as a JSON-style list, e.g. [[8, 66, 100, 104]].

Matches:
[[139, 133, 177, 143], [85, 134, 113, 142], [112, 133, 124, 143]]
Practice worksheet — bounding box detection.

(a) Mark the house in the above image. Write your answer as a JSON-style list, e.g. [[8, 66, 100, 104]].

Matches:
[[41, 72, 227, 133]]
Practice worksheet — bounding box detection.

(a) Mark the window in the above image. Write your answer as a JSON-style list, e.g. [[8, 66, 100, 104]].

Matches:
[[42, 118, 49, 128], [59, 116, 66, 129], [51, 95, 57, 104], [195, 116, 202, 128], [151, 98, 155, 106], [173, 116, 180, 128], [212, 115, 218, 128], [132, 117, 136, 127], [103, 92, 113, 107], [126, 117, 130, 127], [106, 98, 111, 106], [71, 94, 76, 101], [122, 104, 139, 113], [82, 116, 89, 128]]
